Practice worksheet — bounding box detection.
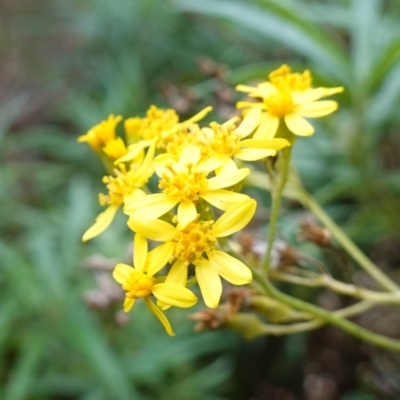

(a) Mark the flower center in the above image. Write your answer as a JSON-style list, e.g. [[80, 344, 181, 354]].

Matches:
[[159, 164, 208, 202], [264, 91, 295, 118], [269, 64, 312, 91], [207, 122, 241, 158], [125, 106, 179, 144], [122, 270, 154, 299], [99, 165, 151, 206], [170, 220, 217, 264]]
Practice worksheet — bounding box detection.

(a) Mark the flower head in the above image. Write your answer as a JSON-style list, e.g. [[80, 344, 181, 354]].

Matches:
[[124, 144, 251, 227], [78, 115, 122, 152], [128, 199, 256, 308], [236, 64, 344, 139], [113, 234, 197, 336], [82, 144, 155, 242], [201, 118, 290, 162], [124, 105, 179, 145]]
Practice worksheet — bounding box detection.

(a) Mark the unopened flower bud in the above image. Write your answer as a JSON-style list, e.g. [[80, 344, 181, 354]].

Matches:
[[225, 313, 267, 340], [249, 295, 302, 323]]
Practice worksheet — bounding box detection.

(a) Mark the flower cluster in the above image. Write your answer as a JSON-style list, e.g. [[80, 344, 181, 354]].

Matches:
[[79, 64, 342, 335]]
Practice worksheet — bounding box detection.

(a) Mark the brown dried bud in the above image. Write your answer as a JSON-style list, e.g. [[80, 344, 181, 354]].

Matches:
[[196, 56, 227, 78], [275, 241, 299, 268], [188, 308, 227, 332], [224, 287, 255, 314], [299, 216, 331, 247]]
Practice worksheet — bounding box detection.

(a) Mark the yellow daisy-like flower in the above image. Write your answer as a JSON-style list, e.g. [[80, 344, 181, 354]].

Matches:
[[124, 105, 179, 145], [201, 118, 290, 163], [78, 115, 123, 152], [82, 144, 155, 242], [124, 144, 251, 228], [128, 199, 256, 308], [236, 64, 344, 139], [124, 105, 212, 149], [113, 234, 198, 336]]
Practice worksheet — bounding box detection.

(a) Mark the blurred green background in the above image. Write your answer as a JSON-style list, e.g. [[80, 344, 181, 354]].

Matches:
[[1, 0, 400, 399]]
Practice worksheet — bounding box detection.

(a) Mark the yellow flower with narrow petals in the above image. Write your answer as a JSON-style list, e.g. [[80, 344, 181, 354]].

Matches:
[[78, 115, 123, 152], [236, 64, 344, 139], [124, 105, 179, 145], [113, 234, 197, 336], [124, 144, 251, 228], [128, 199, 256, 308], [82, 144, 155, 242], [124, 105, 212, 150], [201, 118, 290, 163]]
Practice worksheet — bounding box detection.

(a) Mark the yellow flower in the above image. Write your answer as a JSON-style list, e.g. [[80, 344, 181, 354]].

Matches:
[[124, 144, 251, 227], [78, 115, 123, 152], [124, 105, 212, 150], [124, 105, 179, 145], [128, 199, 256, 308], [82, 144, 155, 242], [236, 64, 344, 139], [201, 118, 290, 162], [113, 234, 197, 336]]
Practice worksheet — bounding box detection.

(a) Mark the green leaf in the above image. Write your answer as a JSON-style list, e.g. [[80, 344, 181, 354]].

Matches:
[[351, 0, 382, 85], [174, 0, 350, 84]]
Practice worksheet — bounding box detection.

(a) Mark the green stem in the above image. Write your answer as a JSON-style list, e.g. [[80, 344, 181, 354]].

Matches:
[[270, 271, 400, 304], [250, 300, 374, 337], [252, 268, 400, 351], [296, 186, 399, 292], [262, 146, 291, 273]]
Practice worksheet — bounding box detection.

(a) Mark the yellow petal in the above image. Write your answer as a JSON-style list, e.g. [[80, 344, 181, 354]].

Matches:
[[144, 297, 175, 336], [292, 86, 344, 104], [123, 189, 146, 206], [135, 140, 155, 179], [128, 218, 175, 241], [179, 145, 201, 167], [124, 193, 178, 220], [253, 114, 280, 139], [152, 283, 197, 308], [241, 138, 289, 150], [206, 168, 250, 190], [124, 297, 135, 312], [154, 153, 176, 177], [82, 205, 119, 242], [114, 139, 153, 164], [183, 106, 212, 124], [236, 101, 265, 109], [213, 199, 256, 237], [113, 263, 134, 285], [134, 234, 147, 272], [257, 82, 276, 98], [146, 242, 175, 276], [235, 148, 277, 161], [295, 100, 338, 118], [284, 114, 314, 137], [177, 200, 197, 228], [195, 157, 224, 174], [158, 259, 188, 310], [195, 258, 222, 309], [209, 251, 252, 284], [236, 84, 257, 93], [214, 157, 238, 176], [165, 260, 188, 286], [234, 107, 262, 138], [201, 190, 250, 211]]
